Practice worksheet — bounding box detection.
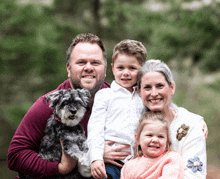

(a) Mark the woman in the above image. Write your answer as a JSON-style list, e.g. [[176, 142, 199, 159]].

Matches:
[[137, 59, 207, 178]]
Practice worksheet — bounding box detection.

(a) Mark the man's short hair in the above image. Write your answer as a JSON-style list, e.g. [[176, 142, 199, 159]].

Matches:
[[66, 33, 107, 65]]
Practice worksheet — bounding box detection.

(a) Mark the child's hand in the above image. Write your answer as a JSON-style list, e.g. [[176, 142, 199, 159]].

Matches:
[[91, 160, 107, 179]]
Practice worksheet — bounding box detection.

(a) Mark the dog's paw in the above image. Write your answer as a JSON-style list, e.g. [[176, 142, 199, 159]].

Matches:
[[80, 140, 89, 152], [78, 164, 91, 178], [78, 151, 90, 166], [78, 157, 91, 178], [66, 150, 84, 160]]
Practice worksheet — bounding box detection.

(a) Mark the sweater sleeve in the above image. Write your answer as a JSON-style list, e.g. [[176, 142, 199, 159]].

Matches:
[[7, 96, 61, 178], [170, 108, 207, 179], [120, 164, 128, 179], [87, 89, 109, 164], [120, 159, 136, 179], [182, 124, 207, 179], [158, 152, 184, 179]]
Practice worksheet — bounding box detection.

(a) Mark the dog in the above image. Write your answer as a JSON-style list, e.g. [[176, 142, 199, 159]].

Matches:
[[19, 88, 91, 179]]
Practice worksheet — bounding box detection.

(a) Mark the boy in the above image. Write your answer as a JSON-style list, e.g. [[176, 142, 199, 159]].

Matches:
[[87, 39, 147, 179]]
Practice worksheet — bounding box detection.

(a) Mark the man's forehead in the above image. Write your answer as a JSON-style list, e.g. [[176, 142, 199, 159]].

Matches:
[[73, 42, 101, 51], [70, 44, 104, 62]]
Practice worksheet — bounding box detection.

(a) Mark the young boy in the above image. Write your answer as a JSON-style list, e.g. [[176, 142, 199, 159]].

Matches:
[[87, 39, 147, 179]]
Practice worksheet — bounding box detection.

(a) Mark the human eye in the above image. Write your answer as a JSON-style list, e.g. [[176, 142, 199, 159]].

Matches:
[[129, 66, 137, 70], [144, 85, 151, 90], [92, 61, 101, 66], [157, 83, 164, 88], [117, 66, 124, 70], [158, 134, 166, 138], [77, 60, 85, 65], [145, 133, 152, 137]]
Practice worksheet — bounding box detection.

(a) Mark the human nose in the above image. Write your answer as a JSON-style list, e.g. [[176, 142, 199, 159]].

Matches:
[[84, 62, 93, 72], [151, 87, 158, 96], [123, 69, 130, 76], [152, 136, 158, 143]]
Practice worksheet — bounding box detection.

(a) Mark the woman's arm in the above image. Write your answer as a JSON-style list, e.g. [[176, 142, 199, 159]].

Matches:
[[181, 125, 207, 179]]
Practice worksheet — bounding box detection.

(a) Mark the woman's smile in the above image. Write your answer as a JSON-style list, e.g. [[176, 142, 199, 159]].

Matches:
[[139, 71, 175, 112]]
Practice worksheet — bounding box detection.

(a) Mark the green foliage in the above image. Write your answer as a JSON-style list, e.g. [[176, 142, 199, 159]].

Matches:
[[206, 79, 220, 92], [1, 1, 220, 177]]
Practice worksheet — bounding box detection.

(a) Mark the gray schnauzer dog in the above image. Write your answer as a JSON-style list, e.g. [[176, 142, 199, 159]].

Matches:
[[19, 88, 91, 179]]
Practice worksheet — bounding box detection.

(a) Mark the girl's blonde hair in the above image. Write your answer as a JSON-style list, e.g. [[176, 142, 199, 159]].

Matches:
[[134, 111, 172, 158]]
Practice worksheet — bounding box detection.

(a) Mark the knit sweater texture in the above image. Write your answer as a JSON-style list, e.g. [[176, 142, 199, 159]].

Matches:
[[120, 151, 184, 179]]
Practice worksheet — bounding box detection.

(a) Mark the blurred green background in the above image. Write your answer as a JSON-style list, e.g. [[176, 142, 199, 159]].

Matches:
[[1, 0, 220, 178]]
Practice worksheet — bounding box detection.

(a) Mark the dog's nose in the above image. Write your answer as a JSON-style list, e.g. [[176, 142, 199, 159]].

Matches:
[[70, 109, 77, 115]]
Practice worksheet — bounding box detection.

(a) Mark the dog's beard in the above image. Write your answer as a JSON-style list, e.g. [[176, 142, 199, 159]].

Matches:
[[57, 107, 87, 127]]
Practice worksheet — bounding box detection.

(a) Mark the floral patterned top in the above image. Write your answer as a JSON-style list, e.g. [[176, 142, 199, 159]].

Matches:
[[169, 106, 207, 179]]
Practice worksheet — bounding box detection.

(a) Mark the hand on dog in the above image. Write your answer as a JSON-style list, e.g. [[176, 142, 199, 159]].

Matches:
[[91, 160, 107, 179], [58, 139, 77, 175], [103, 140, 130, 167]]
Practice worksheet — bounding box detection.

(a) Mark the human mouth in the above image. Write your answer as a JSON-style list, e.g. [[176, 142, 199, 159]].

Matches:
[[149, 145, 160, 149], [148, 99, 162, 103], [121, 78, 131, 82], [82, 75, 95, 79]]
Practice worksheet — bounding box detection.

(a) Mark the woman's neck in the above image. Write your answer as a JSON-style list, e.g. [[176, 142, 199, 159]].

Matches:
[[162, 107, 176, 124]]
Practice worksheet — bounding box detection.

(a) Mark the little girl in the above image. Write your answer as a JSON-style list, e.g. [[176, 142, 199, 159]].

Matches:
[[120, 111, 184, 179]]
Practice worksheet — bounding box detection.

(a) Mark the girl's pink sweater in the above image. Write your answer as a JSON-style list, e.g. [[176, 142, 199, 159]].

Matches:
[[120, 151, 184, 179]]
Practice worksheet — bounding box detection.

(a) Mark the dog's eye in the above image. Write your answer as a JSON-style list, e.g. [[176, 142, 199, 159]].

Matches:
[[62, 101, 69, 106]]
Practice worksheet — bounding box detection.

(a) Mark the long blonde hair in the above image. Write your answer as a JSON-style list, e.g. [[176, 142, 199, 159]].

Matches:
[[134, 111, 172, 158]]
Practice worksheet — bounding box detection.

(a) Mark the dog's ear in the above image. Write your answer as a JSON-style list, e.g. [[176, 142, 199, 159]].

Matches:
[[76, 89, 91, 107], [46, 90, 65, 108]]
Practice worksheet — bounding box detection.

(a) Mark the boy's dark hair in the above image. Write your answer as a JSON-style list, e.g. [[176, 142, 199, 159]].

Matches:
[[112, 39, 147, 65]]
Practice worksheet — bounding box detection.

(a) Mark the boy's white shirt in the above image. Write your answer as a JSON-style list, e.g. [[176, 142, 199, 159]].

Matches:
[[87, 80, 145, 164]]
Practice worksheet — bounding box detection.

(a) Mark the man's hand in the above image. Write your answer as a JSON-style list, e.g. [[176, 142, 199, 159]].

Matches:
[[103, 141, 131, 167], [200, 119, 208, 139], [91, 160, 107, 179], [58, 139, 77, 175]]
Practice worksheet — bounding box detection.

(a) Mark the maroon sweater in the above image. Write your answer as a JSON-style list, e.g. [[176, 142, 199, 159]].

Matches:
[[7, 79, 110, 179]]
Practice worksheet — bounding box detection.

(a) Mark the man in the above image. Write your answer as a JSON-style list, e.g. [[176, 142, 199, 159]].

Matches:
[[7, 33, 129, 178]]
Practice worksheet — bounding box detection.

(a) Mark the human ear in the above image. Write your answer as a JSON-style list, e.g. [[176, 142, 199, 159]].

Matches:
[[170, 82, 176, 96], [66, 63, 70, 78], [138, 87, 141, 97], [111, 63, 114, 72], [134, 133, 140, 145], [111, 63, 116, 77]]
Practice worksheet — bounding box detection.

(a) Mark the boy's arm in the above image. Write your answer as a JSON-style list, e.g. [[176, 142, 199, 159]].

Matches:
[[87, 90, 108, 164], [91, 160, 107, 179]]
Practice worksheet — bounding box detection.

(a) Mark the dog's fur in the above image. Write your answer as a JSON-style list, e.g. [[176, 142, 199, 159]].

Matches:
[[19, 88, 91, 179]]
